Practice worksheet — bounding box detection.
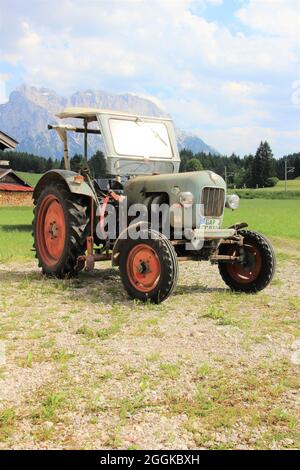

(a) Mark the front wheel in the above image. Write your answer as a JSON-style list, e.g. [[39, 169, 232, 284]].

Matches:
[[119, 229, 178, 303], [218, 230, 276, 293]]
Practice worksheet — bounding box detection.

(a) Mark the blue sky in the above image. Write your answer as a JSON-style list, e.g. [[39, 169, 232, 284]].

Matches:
[[0, 0, 299, 156]]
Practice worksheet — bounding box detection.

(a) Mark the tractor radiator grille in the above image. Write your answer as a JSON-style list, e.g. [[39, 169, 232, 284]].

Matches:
[[201, 187, 225, 217]]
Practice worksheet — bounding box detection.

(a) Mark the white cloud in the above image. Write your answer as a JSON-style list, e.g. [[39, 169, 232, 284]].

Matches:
[[236, 0, 300, 40], [199, 126, 300, 156], [207, 0, 223, 5], [0, 74, 9, 104], [0, 0, 299, 155], [1, 0, 297, 89], [221, 81, 268, 97]]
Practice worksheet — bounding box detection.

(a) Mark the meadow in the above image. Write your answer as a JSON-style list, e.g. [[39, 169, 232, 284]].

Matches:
[[0, 199, 299, 263], [232, 178, 300, 200], [0, 188, 299, 450]]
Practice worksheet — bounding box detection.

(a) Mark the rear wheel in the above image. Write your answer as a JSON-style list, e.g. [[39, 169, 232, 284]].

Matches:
[[218, 230, 276, 293], [119, 228, 178, 303], [33, 184, 90, 277]]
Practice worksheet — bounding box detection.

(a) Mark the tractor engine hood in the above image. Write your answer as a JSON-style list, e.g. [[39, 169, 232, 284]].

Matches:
[[124, 170, 226, 207]]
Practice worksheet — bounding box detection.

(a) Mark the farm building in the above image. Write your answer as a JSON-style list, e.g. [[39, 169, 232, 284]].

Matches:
[[0, 167, 33, 206], [0, 130, 33, 205]]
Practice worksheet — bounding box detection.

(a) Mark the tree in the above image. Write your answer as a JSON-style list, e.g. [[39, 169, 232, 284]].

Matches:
[[45, 158, 53, 171], [265, 176, 279, 187], [70, 154, 84, 172], [185, 158, 203, 172], [59, 157, 65, 169], [252, 141, 275, 187], [88, 151, 106, 177], [179, 149, 194, 172], [243, 154, 255, 187]]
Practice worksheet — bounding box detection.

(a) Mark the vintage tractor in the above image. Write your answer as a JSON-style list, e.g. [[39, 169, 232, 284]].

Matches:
[[32, 107, 276, 303]]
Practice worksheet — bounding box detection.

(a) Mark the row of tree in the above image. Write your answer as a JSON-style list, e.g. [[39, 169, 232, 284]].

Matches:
[[180, 143, 300, 188], [0, 150, 56, 173], [1, 143, 299, 188], [0, 150, 106, 178]]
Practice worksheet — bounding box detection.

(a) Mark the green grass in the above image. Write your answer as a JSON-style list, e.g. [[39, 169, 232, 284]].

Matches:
[[0, 408, 16, 440], [232, 179, 300, 199], [263, 179, 300, 191], [16, 172, 42, 187], [0, 207, 299, 449], [0, 198, 299, 262], [0, 206, 34, 262], [223, 199, 300, 240]]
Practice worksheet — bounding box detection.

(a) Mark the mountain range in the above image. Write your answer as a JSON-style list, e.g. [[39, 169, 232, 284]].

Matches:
[[0, 84, 218, 159]]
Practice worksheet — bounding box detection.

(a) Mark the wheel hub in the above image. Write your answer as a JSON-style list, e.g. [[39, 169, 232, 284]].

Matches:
[[36, 194, 66, 266], [126, 244, 161, 292], [241, 251, 256, 270], [227, 242, 262, 284], [49, 221, 58, 239], [137, 260, 150, 275]]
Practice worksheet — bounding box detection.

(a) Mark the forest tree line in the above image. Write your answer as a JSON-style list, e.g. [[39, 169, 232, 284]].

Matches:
[[1, 141, 299, 188], [180, 141, 300, 188]]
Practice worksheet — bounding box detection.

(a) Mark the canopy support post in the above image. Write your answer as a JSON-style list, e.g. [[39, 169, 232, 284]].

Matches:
[[56, 128, 70, 171]]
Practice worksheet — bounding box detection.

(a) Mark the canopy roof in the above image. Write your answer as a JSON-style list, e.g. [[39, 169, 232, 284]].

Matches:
[[0, 130, 18, 151], [56, 107, 171, 122]]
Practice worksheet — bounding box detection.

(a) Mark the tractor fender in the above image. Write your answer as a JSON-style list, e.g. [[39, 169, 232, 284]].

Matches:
[[112, 221, 150, 266], [33, 170, 97, 203]]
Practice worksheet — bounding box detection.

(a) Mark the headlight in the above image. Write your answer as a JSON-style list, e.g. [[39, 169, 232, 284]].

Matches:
[[226, 194, 240, 210], [179, 191, 194, 207]]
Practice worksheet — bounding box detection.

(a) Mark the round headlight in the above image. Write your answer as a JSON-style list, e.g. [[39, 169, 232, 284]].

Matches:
[[179, 191, 194, 207], [226, 194, 240, 210]]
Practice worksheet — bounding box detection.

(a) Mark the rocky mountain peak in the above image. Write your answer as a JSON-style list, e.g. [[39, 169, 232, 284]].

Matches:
[[0, 84, 218, 158]]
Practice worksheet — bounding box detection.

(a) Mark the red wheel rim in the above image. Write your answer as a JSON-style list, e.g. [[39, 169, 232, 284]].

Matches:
[[226, 242, 262, 284], [126, 244, 161, 293], [36, 194, 66, 266]]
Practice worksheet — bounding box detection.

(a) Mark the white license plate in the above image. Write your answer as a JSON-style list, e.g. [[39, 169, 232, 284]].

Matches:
[[200, 217, 220, 230]]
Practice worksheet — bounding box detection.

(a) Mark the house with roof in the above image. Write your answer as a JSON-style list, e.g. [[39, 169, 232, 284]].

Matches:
[[0, 130, 33, 205], [0, 130, 18, 151], [0, 166, 33, 205]]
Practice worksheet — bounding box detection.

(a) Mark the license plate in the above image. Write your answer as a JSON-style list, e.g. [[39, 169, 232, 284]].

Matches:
[[199, 217, 220, 230]]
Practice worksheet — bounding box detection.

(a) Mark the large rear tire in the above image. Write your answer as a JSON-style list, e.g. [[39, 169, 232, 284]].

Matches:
[[33, 184, 90, 277], [119, 228, 178, 303], [218, 230, 276, 293]]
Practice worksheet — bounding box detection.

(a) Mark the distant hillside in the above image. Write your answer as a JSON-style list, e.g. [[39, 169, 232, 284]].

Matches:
[[0, 84, 218, 158]]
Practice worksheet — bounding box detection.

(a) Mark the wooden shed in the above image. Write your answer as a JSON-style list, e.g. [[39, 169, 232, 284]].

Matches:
[[0, 168, 33, 206]]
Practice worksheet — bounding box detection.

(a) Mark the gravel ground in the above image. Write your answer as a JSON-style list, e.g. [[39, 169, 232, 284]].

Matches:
[[0, 253, 299, 449]]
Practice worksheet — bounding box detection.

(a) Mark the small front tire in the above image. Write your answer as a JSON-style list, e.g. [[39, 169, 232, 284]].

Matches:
[[218, 230, 276, 293], [119, 228, 178, 303]]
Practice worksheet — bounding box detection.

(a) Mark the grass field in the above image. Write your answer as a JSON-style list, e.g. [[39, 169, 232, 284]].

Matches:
[[223, 199, 300, 240], [0, 199, 299, 263], [254, 179, 300, 192], [0, 207, 33, 262], [0, 197, 299, 450], [231, 179, 300, 200], [233, 179, 300, 193]]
